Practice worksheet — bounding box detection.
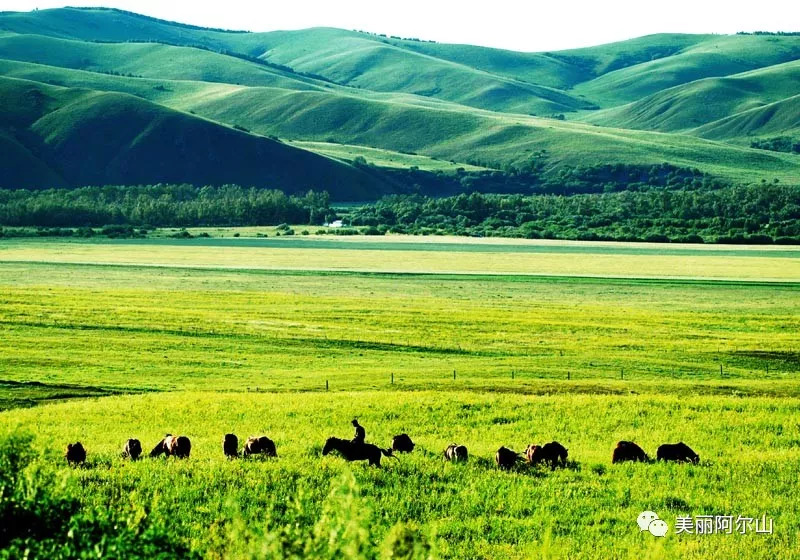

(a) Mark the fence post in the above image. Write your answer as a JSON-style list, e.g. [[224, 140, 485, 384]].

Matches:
[[453, 369, 456, 380], [391, 372, 394, 385], [326, 380, 329, 391], [567, 371, 570, 380], [621, 368, 624, 380], [512, 370, 515, 380]]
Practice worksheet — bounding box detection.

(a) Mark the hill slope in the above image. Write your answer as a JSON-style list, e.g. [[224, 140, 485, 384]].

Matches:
[[1, 7, 799, 195], [572, 34, 800, 107], [0, 76, 390, 198], [584, 60, 800, 133], [4, 8, 798, 114], [693, 94, 800, 141]]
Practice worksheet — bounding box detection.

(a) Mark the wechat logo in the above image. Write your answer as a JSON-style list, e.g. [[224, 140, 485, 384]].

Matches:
[[638, 511, 669, 537]]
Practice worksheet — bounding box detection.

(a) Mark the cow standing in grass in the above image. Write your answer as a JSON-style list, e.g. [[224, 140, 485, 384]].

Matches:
[[444, 444, 468, 462], [657, 442, 699, 464], [150, 434, 191, 459], [392, 434, 415, 453], [223, 434, 239, 459], [525, 441, 568, 469], [242, 436, 277, 458], [612, 441, 649, 463], [65, 442, 86, 466], [495, 446, 520, 470], [122, 438, 142, 460]]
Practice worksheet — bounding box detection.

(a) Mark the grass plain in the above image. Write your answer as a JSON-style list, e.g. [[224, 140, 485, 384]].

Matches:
[[0, 236, 799, 557]]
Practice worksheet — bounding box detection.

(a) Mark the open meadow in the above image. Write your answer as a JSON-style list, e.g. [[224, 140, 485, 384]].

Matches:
[[1, 235, 799, 559]]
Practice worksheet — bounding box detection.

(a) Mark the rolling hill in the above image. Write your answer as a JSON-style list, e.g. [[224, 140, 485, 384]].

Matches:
[[584, 60, 800, 133], [1, 57, 796, 185], [0, 6, 799, 196], [0, 76, 391, 198]]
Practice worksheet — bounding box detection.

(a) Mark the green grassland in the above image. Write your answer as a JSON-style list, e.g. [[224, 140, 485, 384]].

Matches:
[[2, 237, 799, 280], [2, 391, 799, 559], [1, 238, 799, 557], [2, 8, 800, 194]]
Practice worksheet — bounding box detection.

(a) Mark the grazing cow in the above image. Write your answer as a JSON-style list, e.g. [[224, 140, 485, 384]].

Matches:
[[122, 438, 142, 460], [391, 434, 415, 453], [242, 436, 277, 458], [65, 442, 86, 466], [526, 441, 568, 469], [612, 440, 649, 464], [495, 446, 520, 470], [444, 443, 468, 462], [657, 442, 699, 464], [322, 437, 394, 467], [150, 434, 191, 459], [223, 434, 239, 459]]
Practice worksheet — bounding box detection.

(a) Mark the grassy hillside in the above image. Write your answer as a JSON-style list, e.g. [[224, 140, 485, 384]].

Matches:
[[0, 77, 392, 198], [4, 9, 798, 114], [2, 61, 800, 186], [1, 7, 799, 195], [693, 94, 800, 141], [0, 6, 247, 47], [171, 83, 800, 183], [573, 34, 800, 107], [0, 29, 593, 116], [584, 60, 800, 133], [0, 32, 328, 90]]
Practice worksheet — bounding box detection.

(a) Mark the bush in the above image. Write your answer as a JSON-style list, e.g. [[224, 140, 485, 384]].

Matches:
[[0, 432, 195, 558]]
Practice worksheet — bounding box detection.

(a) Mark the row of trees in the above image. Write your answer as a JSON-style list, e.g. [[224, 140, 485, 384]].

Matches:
[[365, 161, 726, 197], [0, 185, 335, 228], [347, 186, 800, 243], [1, 183, 798, 244], [750, 137, 800, 154]]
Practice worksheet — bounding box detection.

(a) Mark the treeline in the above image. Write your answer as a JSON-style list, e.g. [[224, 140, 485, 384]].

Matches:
[[2, 183, 799, 244], [0, 185, 334, 228], [736, 31, 800, 36], [365, 161, 726, 197], [347, 186, 800, 243], [750, 136, 800, 154]]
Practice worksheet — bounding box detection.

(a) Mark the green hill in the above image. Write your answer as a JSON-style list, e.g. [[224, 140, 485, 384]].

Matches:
[[0, 76, 391, 198], [0, 33, 328, 91], [0, 10, 593, 115], [572, 34, 800, 107], [1, 7, 799, 195], [2, 8, 798, 116], [584, 60, 800, 133], [1, 58, 799, 187], [693, 94, 800, 141]]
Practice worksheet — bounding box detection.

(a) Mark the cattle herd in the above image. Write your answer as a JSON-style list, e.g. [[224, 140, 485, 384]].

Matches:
[[64, 429, 701, 469]]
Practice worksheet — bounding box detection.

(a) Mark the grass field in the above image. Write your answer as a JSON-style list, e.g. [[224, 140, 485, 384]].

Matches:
[[1, 235, 799, 558], [3, 391, 799, 559]]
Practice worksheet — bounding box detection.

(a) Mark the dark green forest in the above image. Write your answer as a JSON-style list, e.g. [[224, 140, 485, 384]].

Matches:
[[1, 183, 798, 244]]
